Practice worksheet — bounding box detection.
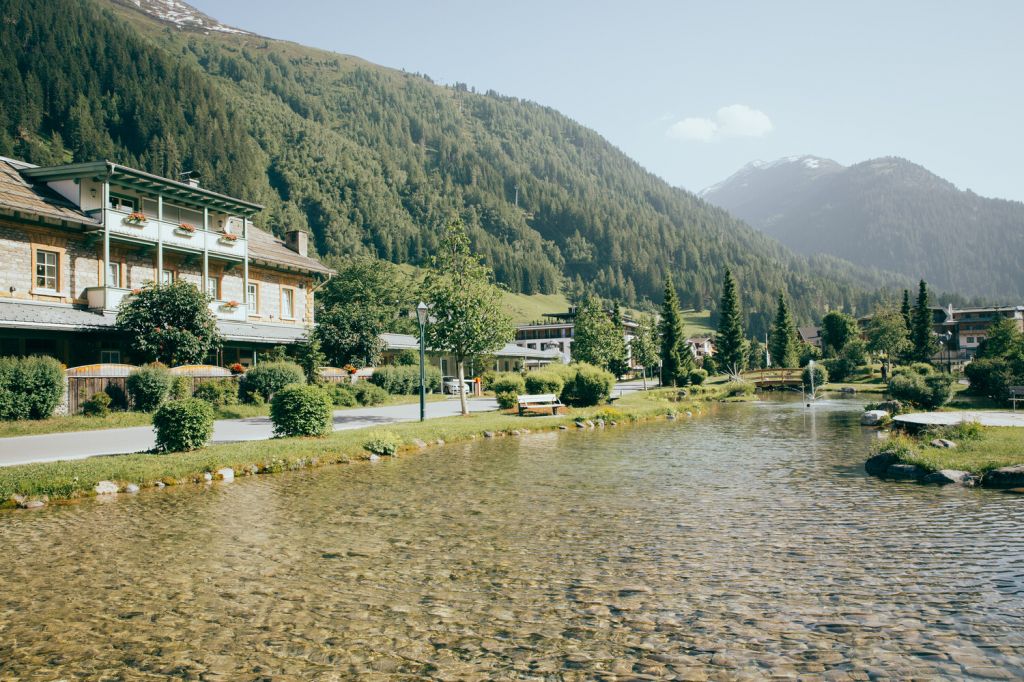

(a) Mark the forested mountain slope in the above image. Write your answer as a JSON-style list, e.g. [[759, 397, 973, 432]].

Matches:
[[0, 0, 909, 332], [703, 156, 1024, 300]]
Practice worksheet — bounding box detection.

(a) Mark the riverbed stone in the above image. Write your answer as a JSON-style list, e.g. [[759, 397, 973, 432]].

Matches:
[[22, 498, 46, 509], [922, 469, 973, 486], [203, 472, 213, 482], [559, 425, 568, 430], [94, 480, 119, 495], [216, 468, 234, 482], [982, 464, 1024, 489], [435, 439, 445, 445], [124, 483, 140, 494], [929, 438, 957, 449], [411, 438, 428, 449], [864, 452, 899, 476], [885, 463, 927, 481], [575, 421, 585, 428], [483, 431, 496, 438], [861, 410, 889, 426]]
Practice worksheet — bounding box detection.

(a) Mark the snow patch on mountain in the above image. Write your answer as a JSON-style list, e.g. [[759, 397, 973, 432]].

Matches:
[[125, 0, 249, 34]]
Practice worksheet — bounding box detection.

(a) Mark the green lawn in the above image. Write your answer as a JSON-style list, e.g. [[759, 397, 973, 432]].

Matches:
[[896, 427, 1024, 474], [0, 389, 703, 503]]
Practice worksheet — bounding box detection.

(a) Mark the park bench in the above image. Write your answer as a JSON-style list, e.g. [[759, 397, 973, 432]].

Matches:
[[517, 393, 565, 416], [1010, 386, 1024, 412]]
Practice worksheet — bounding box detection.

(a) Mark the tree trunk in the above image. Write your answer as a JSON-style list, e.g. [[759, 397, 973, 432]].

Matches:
[[641, 366, 647, 390], [457, 359, 468, 416]]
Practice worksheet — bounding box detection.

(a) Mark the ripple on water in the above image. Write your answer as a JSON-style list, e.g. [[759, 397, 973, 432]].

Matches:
[[0, 398, 1022, 679]]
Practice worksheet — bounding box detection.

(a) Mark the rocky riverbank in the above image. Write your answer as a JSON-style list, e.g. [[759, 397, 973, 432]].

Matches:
[[865, 433, 1024, 490]]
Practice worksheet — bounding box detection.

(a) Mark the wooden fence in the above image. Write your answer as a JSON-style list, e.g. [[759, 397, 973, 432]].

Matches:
[[65, 364, 238, 414]]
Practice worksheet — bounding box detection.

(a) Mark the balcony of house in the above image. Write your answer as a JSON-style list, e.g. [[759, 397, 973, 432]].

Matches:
[[99, 208, 246, 260], [85, 286, 248, 321]]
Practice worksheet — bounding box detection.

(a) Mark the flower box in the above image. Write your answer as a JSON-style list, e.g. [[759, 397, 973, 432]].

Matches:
[[176, 222, 197, 236], [124, 212, 148, 226], [221, 300, 241, 310], [219, 232, 239, 242]]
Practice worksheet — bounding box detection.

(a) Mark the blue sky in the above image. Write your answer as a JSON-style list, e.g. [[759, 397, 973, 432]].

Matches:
[[194, 1, 1024, 201]]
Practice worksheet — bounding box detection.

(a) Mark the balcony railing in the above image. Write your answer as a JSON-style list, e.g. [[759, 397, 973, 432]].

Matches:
[[102, 209, 246, 259], [86, 286, 248, 321]]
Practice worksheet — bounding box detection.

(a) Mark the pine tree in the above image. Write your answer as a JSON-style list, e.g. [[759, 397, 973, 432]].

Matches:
[[769, 293, 798, 368], [607, 302, 630, 378], [660, 275, 692, 385], [911, 279, 936, 362], [630, 315, 659, 389], [715, 268, 746, 376], [900, 289, 912, 333]]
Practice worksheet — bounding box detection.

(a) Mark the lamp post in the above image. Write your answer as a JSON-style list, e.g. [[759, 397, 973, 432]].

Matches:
[[944, 330, 954, 373], [417, 301, 428, 422]]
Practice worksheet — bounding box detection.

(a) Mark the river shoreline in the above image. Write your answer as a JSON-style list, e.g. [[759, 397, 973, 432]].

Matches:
[[1, 388, 711, 509]]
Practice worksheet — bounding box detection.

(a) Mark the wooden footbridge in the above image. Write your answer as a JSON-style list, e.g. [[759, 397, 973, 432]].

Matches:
[[740, 368, 803, 389]]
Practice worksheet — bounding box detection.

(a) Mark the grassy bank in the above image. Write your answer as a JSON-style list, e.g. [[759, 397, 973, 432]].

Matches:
[[0, 393, 445, 439], [881, 424, 1024, 475], [0, 389, 704, 504]]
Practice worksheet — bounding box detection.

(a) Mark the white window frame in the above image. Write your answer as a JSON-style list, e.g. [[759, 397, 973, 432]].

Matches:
[[35, 249, 59, 291], [281, 287, 295, 320], [161, 269, 175, 285], [206, 276, 220, 300], [247, 282, 259, 314], [107, 261, 121, 288]]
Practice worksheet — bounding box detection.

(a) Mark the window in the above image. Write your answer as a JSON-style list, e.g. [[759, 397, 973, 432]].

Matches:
[[108, 195, 135, 212], [161, 269, 175, 285], [35, 249, 58, 290], [247, 282, 259, 313], [282, 287, 295, 319], [107, 261, 121, 288], [100, 350, 121, 364], [967, 337, 975, 344], [206, 277, 220, 300]]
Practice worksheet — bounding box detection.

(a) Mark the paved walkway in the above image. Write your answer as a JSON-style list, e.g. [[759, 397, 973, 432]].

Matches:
[[0, 397, 499, 468], [894, 410, 1024, 428]]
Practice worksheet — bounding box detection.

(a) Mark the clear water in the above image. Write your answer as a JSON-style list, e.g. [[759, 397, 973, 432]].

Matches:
[[1, 398, 1022, 680]]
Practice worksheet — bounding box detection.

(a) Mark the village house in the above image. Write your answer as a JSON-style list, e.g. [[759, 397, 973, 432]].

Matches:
[[0, 157, 333, 367], [931, 304, 1024, 360], [514, 307, 639, 365], [685, 335, 715, 363]]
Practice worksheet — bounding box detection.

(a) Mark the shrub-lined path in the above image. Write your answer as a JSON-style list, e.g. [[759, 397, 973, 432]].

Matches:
[[0, 397, 500, 467]]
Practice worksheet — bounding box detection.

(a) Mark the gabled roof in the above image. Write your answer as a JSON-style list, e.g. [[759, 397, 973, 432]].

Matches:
[[382, 332, 561, 359], [0, 157, 96, 226], [247, 226, 333, 276]]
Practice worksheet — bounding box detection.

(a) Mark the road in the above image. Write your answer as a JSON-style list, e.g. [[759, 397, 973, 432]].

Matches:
[[0, 397, 499, 468]]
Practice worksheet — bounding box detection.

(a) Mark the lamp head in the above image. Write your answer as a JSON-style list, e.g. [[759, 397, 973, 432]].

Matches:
[[416, 301, 428, 325]]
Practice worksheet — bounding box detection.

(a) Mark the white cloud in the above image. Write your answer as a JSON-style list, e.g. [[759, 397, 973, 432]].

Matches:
[[666, 104, 774, 142]]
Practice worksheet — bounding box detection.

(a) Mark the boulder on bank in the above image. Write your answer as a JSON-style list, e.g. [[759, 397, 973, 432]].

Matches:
[[982, 464, 1024, 489], [922, 469, 977, 487], [216, 467, 235, 482], [94, 480, 119, 495], [865, 452, 899, 476], [840, 387, 856, 394], [861, 410, 889, 426], [929, 438, 957, 449], [884, 463, 928, 481]]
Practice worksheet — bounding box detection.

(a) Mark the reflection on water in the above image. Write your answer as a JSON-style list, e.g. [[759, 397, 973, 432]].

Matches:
[[1, 398, 1022, 679]]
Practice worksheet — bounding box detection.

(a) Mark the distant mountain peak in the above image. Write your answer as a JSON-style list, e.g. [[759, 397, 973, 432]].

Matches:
[[699, 155, 841, 198], [113, 0, 250, 34]]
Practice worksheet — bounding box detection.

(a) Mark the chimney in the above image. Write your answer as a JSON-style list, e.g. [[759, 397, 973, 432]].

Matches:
[[186, 178, 200, 188], [285, 229, 308, 257]]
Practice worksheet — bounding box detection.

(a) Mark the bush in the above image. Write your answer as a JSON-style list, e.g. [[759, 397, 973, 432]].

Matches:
[[81, 391, 111, 417], [370, 365, 442, 394], [270, 385, 333, 438], [153, 398, 214, 452], [126, 364, 172, 412], [802, 363, 829, 390], [965, 358, 1014, 400], [561, 363, 615, 407], [688, 368, 708, 386], [193, 379, 240, 407], [723, 380, 755, 397], [363, 432, 399, 456], [525, 370, 564, 396], [169, 375, 191, 401], [396, 349, 419, 366], [820, 357, 854, 383], [929, 420, 983, 444], [888, 367, 954, 410], [353, 381, 388, 406], [491, 373, 526, 409], [239, 361, 305, 403], [328, 383, 358, 407], [0, 355, 65, 420]]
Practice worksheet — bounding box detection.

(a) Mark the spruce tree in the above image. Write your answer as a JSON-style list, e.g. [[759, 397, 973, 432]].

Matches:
[[911, 279, 936, 362], [900, 289, 912, 333], [607, 302, 631, 378], [660, 275, 692, 385], [715, 268, 746, 376], [768, 293, 798, 368]]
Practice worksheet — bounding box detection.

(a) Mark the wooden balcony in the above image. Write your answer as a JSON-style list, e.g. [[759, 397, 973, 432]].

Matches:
[[101, 208, 246, 260]]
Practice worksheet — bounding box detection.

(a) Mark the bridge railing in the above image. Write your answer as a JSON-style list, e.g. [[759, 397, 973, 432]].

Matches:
[[740, 368, 803, 386]]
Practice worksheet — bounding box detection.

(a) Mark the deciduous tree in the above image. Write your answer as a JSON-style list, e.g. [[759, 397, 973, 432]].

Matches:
[[115, 281, 221, 366]]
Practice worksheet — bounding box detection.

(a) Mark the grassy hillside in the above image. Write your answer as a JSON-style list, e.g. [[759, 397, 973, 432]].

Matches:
[[1, 0, 909, 335]]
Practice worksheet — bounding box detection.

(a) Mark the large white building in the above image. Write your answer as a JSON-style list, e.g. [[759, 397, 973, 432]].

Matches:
[[514, 307, 639, 365]]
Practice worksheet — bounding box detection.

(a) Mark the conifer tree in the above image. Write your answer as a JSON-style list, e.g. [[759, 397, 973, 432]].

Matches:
[[715, 268, 746, 376], [911, 279, 937, 362], [769, 293, 799, 368], [607, 302, 631, 378], [660, 275, 692, 385], [900, 290, 912, 333], [630, 315, 659, 389]]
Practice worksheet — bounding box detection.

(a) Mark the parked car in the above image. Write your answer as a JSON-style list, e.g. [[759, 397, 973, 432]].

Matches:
[[442, 376, 472, 395]]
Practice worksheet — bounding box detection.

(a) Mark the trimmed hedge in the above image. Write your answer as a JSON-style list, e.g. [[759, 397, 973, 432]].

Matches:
[[560, 363, 615, 407], [370, 365, 442, 395], [82, 391, 111, 417], [240, 361, 305, 403], [688, 368, 708, 386], [525, 370, 564, 396], [353, 382, 388, 406], [193, 378, 240, 407], [328, 383, 358, 407], [888, 367, 954, 410], [153, 398, 214, 452], [491, 373, 526, 409], [0, 355, 64, 420], [270, 385, 333, 438], [127, 364, 172, 412]]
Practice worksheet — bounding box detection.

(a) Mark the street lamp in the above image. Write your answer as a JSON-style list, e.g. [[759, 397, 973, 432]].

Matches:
[[944, 330, 954, 373], [416, 302, 429, 422]]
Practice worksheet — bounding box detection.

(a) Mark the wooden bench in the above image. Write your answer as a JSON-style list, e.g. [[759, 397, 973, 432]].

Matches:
[[517, 393, 565, 416], [1010, 386, 1024, 412]]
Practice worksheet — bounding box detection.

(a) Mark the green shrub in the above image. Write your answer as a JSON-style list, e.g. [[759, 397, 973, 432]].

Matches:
[[888, 367, 954, 410], [169, 375, 191, 401], [270, 385, 333, 438], [478, 370, 499, 391], [802, 363, 829, 390], [396, 349, 419, 366], [126, 364, 172, 412], [363, 433, 399, 456], [929, 420, 983, 443], [965, 358, 1015, 400], [491, 373, 526, 409], [820, 357, 853, 383], [353, 382, 388, 406], [328, 383, 358, 407], [561, 363, 615, 407], [193, 379, 240, 407], [688, 368, 708, 386], [81, 391, 111, 417], [0, 355, 65, 420], [723, 380, 755, 397], [370, 365, 442, 394], [153, 398, 214, 452], [239, 361, 305, 403], [525, 370, 564, 396]]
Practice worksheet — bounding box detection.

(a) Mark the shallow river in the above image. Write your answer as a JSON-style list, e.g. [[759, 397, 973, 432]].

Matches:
[[1, 398, 1022, 680]]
